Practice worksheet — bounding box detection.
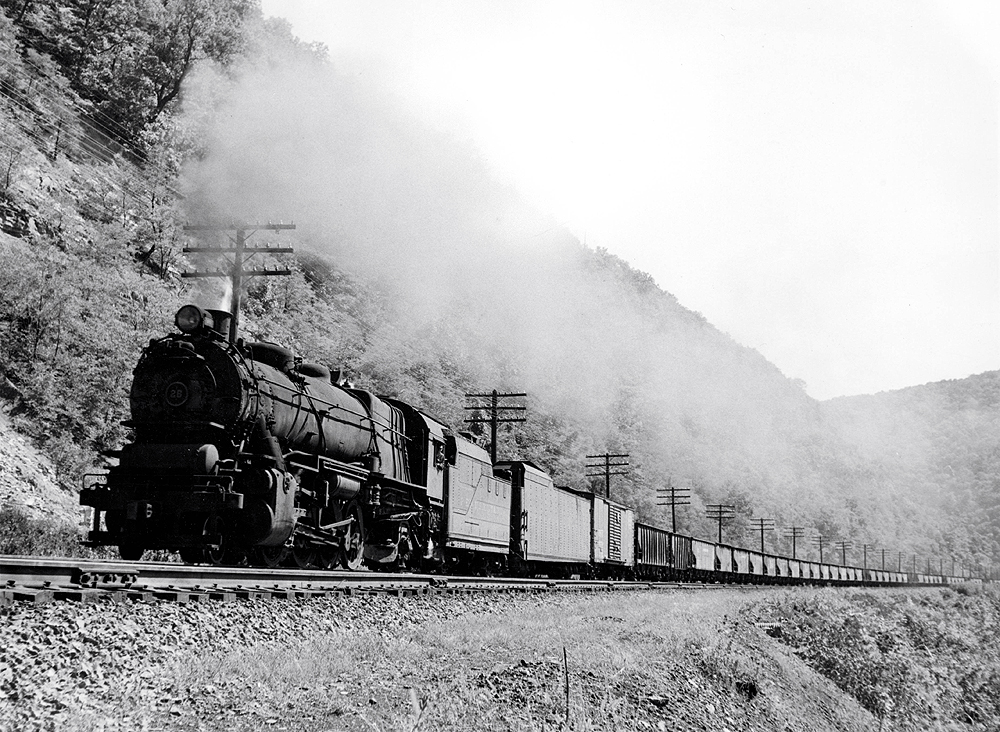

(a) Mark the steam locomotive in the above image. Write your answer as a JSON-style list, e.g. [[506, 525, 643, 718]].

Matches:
[[81, 304, 476, 570], [79, 305, 984, 585]]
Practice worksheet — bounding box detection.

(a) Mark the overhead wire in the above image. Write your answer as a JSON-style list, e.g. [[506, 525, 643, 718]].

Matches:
[[0, 54, 184, 208]]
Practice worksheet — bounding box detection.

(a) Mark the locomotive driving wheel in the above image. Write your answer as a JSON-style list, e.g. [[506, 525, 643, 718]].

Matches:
[[254, 546, 288, 568], [341, 501, 365, 570], [291, 534, 317, 569]]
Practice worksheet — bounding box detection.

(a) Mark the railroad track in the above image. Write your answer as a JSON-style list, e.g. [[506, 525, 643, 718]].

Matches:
[[0, 556, 702, 604]]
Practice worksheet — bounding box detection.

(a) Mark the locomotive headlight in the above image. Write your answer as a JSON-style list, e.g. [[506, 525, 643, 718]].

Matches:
[[174, 305, 214, 333]]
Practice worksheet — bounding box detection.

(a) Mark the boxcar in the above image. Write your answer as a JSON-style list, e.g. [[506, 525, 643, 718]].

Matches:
[[784, 559, 798, 579], [591, 495, 635, 577], [498, 460, 590, 575]]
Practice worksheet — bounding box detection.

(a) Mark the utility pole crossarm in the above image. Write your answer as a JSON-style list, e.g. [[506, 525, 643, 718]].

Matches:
[[657, 481, 692, 533], [182, 222, 296, 343], [181, 268, 292, 278], [750, 517, 775, 554], [463, 390, 527, 463], [585, 452, 630, 499], [705, 504, 736, 544], [784, 527, 806, 559]]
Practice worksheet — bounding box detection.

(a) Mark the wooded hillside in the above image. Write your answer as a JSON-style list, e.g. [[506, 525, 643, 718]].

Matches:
[[0, 1, 994, 573]]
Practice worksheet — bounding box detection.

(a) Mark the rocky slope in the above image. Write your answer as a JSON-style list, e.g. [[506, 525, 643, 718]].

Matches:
[[0, 408, 79, 526]]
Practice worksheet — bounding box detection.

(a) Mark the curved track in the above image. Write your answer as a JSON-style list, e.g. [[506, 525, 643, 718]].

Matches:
[[0, 556, 700, 604]]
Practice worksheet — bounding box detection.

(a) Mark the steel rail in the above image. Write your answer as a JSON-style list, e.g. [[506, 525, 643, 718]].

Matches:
[[0, 556, 863, 605], [1, 556, 677, 604]]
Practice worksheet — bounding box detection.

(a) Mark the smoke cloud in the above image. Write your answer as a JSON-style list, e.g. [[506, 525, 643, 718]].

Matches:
[[179, 54, 939, 554]]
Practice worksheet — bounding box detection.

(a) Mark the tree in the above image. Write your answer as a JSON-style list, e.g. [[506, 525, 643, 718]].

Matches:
[[2, 0, 260, 142]]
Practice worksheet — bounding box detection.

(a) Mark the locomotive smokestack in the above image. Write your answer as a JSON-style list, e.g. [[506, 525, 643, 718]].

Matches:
[[206, 309, 232, 340]]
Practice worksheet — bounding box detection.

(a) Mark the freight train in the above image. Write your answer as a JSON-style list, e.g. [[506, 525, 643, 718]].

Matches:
[[80, 305, 983, 586]]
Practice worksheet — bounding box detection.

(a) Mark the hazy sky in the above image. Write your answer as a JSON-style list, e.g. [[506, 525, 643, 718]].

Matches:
[[258, 0, 998, 400]]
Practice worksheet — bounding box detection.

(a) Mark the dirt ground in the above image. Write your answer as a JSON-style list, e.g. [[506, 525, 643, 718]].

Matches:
[[0, 587, 906, 732]]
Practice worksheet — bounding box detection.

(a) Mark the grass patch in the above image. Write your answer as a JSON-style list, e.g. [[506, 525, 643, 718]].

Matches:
[[0, 506, 99, 557], [0, 506, 177, 560], [111, 590, 820, 731], [750, 586, 1000, 730]]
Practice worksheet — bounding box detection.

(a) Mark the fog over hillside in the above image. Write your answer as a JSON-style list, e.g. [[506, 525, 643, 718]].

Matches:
[[179, 56, 972, 563]]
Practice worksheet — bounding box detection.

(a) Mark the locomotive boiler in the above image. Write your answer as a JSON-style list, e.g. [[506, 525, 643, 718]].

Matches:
[[81, 304, 467, 569]]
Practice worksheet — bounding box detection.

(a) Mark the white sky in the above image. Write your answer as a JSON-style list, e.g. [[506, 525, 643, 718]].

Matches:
[[258, 0, 999, 400]]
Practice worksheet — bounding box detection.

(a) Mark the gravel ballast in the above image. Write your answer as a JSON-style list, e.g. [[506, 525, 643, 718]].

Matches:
[[1, 592, 556, 731]]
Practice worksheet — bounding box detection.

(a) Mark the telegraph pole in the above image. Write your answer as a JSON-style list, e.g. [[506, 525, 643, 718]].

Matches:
[[861, 543, 874, 571], [464, 390, 526, 463], [749, 517, 775, 554], [880, 548, 889, 571], [811, 535, 828, 563], [182, 223, 295, 342], [705, 504, 736, 544], [656, 480, 691, 533], [835, 540, 852, 566], [784, 527, 805, 559], [586, 453, 629, 499]]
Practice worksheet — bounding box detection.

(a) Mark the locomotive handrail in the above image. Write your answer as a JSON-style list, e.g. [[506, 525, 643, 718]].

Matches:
[[255, 374, 413, 444]]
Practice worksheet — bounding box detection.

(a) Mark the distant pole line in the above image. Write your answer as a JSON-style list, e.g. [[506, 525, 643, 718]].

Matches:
[[897, 552, 904, 572], [811, 535, 828, 564], [586, 452, 629, 499], [880, 548, 889, 571], [705, 504, 736, 544], [749, 517, 775, 554], [861, 543, 874, 571], [464, 390, 527, 464], [784, 527, 805, 559], [834, 540, 852, 566], [656, 479, 691, 533], [182, 222, 296, 343]]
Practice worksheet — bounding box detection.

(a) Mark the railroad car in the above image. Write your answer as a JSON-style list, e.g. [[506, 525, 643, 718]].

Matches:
[[633, 521, 674, 580], [691, 538, 718, 581], [499, 460, 591, 577], [590, 494, 635, 578], [746, 550, 765, 582], [78, 304, 986, 587]]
